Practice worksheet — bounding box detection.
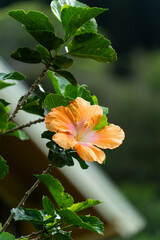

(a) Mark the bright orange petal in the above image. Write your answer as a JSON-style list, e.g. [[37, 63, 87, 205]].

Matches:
[[52, 132, 77, 149], [91, 124, 125, 149], [74, 143, 105, 164], [45, 106, 76, 134], [68, 97, 103, 127]]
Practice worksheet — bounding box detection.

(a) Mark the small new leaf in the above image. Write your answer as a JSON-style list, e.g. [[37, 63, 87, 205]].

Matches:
[[68, 199, 102, 212], [21, 95, 44, 117], [0, 156, 9, 180], [36, 174, 74, 209]]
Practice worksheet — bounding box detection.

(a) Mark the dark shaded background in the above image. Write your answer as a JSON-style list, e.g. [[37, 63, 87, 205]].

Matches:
[[0, 0, 160, 239]]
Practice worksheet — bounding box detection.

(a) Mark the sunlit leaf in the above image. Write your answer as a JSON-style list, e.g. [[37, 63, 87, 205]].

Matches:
[[0, 81, 15, 90], [0, 232, 15, 240], [44, 93, 71, 111], [47, 71, 69, 95], [69, 199, 102, 212], [94, 115, 108, 130], [0, 102, 8, 131]]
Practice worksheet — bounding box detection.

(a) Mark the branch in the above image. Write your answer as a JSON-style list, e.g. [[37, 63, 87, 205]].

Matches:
[[0, 118, 44, 136], [9, 62, 52, 121], [0, 164, 52, 233]]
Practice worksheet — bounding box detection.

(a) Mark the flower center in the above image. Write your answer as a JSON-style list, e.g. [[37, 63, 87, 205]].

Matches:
[[75, 118, 95, 142]]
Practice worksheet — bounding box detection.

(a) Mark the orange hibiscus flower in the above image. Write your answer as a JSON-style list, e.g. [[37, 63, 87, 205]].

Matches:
[[45, 97, 125, 164]]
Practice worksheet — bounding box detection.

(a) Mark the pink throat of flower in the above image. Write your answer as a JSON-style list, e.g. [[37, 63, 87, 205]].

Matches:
[[74, 118, 95, 142]]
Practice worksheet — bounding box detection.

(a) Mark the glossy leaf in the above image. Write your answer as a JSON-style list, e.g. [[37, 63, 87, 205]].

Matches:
[[56, 70, 77, 86], [68, 199, 102, 212], [47, 141, 74, 168], [0, 156, 9, 180], [52, 56, 73, 69], [61, 5, 106, 36], [0, 81, 15, 90], [44, 93, 71, 111], [0, 232, 15, 240], [36, 174, 74, 209], [47, 71, 69, 95], [21, 95, 44, 116], [41, 130, 53, 140], [58, 209, 103, 234], [11, 47, 42, 63], [75, 18, 97, 36], [36, 45, 51, 64], [70, 151, 88, 169], [42, 196, 56, 217], [0, 71, 25, 81], [51, 0, 86, 22], [0, 102, 8, 131], [68, 33, 117, 63], [6, 122, 29, 140], [94, 115, 108, 130], [11, 207, 44, 222], [0, 99, 10, 106]]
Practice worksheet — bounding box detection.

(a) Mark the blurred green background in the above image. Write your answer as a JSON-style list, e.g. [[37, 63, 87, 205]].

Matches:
[[0, 0, 160, 239]]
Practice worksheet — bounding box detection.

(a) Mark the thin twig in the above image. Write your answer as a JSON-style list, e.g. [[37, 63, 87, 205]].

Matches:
[[0, 164, 52, 233], [16, 229, 44, 240], [9, 62, 52, 121], [0, 118, 44, 136]]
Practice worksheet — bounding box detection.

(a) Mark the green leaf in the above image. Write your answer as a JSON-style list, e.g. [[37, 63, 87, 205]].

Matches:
[[36, 174, 74, 209], [41, 130, 53, 140], [78, 85, 94, 104], [70, 151, 88, 169], [101, 106, 108, 115], [0, 71, 25, 81], [0, 223, 2, 230], [47, 141, 74, 168], [54, 232, 72, 240], [0, 156, 9, 180], [0, 232, 15, 240], [69, 199, 102, 212], [42, 196, 56, 218], [58, 209, 103, 234], [52, 56, 73, 69], [75, 18, 97, 36], [6, 122, 29, 140], [11, 207, 44, 222], [36, 45, 51, 64], [21, 95, 44, 117], [51, 0, 86, 22], [47, 71, 69, 95], [0, 99, 10, 106], [61, 5, 107, 36], [94, 115, 108, 130], [67, 33, 117, 63], [92, 95, 98, 105], [0, 81, 15, 90], [11, 47, 42, 63], [44, 93, 71, 111], [56, 70, 77, 86], [79, 215, 104, 235], [0, 102, 8, 131]]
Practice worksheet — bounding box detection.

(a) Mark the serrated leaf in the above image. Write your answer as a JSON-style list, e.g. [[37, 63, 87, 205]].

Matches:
[[68, 33, 117, 63], [101, 106, 109, 115], [11, 47, 42, 63], [0, 102, 8, 131], [21, 95, 44, 117], [56, 70, 77, 86], [52, 56, 73, 69], [36, 174, 74, 209], [0, 81, 15, 90], [6, 122, 29, 140], [47, 141, 74, 168], [0, 232, 15, 240], [0, 156, 9, 180], [75, 18, 97, 36], [80, 215, 104, 235], [44, 93, 71, 111], [78, 85, 94, 104], [42, 196, 56, 218], [58, 209, 103, 234], [70, 151, 88, 169], [51, 0, 86, 22], [69, 199, 102, 212], [0, 99, 10, 106], [47, 71, 69, 95], [94, 115, 108, 130], [61, 5, 107, 36], [36, 45, 51, 64], [0, 71, 25, 81], [11, 207, 44, 222]]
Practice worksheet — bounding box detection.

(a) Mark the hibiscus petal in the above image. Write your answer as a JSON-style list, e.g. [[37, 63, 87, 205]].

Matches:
[[74, 143, 105, 164], [52, 132, 77, 149], [91, 124, 125, 149], [68, 97, 103, 128], [45, 106, 76, 134]]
